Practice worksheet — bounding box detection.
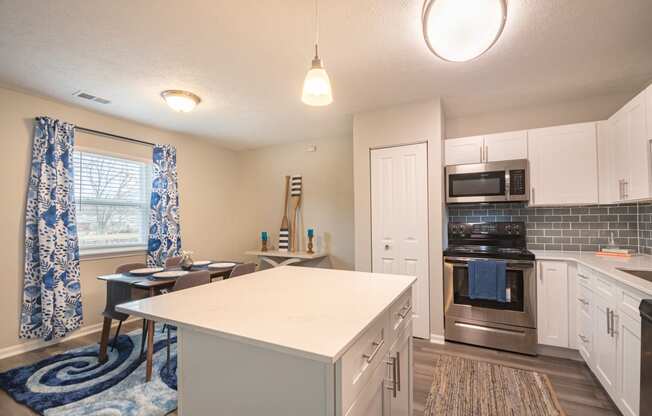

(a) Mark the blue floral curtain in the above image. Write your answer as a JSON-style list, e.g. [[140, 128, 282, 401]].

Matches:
[[147, 145, 182, 267], [20, 117, 82, 341]]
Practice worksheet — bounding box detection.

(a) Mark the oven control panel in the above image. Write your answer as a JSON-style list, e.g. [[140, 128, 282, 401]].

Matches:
[[449, 222, 524, 237]]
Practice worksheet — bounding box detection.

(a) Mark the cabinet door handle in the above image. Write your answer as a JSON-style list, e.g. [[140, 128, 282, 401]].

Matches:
[[623, 181, 629, 200], [606, 307, 611, 335], [531, 188, 535, 204], [480, 146, 484, 162], [362, 339, 385, 363], [579, 334, 589, 343], [485, 145, 489, 162], [610, 310, 618, 337], [396, 351, 401, 392], [577, 297, 588, 305], [385, 356, 397, 398], [397, 304, 412, 320]]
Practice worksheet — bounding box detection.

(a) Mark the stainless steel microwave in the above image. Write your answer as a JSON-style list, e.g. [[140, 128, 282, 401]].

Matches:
[[445, 159, 529, 204]]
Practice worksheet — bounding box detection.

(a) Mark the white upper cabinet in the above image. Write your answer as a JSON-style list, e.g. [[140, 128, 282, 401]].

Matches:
[[597, 121, 616, 204], [444, 136, 483, 165], [483, 130, 528, 162], [647, 84, 652, 140], [608, 87, 651, 201], [445, 131, 527, 165], [528, 122, 599, 206]]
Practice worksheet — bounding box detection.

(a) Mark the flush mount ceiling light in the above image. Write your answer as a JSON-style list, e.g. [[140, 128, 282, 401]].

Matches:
[[302, 0, 333, 106], [161, 90, 201, 112], [422, 0, 506, 62]]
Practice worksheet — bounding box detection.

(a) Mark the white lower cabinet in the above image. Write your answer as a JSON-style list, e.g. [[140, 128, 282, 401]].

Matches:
[[553, 263, 643, 416], [388, 323, 413, 416], [592, 292, 618, 397], [343, 293, 414, 416], [537, 261, 569, 347], [576, 280, 593, 364], [345, 358, 388, 416], [616, 310, 641, 416]]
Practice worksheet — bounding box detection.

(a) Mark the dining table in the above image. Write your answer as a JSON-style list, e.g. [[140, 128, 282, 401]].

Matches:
[[96, 261, 239, 381]]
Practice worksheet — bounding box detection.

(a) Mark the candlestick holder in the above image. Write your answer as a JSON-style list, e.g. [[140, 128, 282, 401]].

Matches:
[[307, 235, 314, 254]]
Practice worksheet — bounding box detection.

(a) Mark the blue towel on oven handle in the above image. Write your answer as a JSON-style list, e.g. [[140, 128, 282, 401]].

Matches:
[[468, 259, 507, 303]]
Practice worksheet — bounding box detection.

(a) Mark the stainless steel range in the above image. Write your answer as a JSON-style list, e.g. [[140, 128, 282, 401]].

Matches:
[[444, 221, 537, 355]]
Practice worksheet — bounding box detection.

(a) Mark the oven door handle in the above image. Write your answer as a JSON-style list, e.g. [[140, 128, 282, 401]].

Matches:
[[444, 257, 535, 269]]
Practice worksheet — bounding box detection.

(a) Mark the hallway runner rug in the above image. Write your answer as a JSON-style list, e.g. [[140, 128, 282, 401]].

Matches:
[[424, 353, 565, 416], [0, 329, 177, 415]]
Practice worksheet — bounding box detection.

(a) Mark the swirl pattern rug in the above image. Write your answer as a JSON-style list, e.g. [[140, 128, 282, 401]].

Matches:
[[424, 353, 565, 416], [0, 329, 177, 415]]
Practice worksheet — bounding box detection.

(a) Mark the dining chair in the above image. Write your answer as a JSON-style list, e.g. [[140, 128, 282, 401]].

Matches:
[[102, 263, 147, 354], [164, 270, 211, 374], [228, 262, 257, 278], [165, 256, 182, 268]]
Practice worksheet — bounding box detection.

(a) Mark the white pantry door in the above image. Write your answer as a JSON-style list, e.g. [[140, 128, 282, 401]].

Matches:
[[371, 143, 430, 339]]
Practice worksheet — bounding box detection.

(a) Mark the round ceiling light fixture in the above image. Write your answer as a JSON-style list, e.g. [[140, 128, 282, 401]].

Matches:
[[422, 0, 506, 62], [161, 90, 201, 112]]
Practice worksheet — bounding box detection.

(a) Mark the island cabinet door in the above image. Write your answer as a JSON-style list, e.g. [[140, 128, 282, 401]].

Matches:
[[344, 359, 389, 416], [388, 323, 413, 416]]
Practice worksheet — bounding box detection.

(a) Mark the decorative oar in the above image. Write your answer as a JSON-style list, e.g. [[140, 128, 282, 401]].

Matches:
[[278, 176, 290, 252], [289, 175, 302, 252]]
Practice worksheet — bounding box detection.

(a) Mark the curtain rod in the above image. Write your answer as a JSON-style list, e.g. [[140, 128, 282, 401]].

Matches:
[[76, 126, 156, 148]]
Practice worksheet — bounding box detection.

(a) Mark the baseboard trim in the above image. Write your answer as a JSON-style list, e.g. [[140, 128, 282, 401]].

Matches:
[[0, 318, 139, 360], [429, 333, 445, 344], [537, 344, 584, 361]]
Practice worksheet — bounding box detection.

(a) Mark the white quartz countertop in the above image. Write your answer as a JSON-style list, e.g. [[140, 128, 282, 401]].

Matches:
[[117, 266, 415, 363], [533, 250, 652, 296]]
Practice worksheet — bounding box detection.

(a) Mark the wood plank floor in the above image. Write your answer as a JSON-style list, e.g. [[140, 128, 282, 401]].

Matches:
[[0, 323, 621, 415]]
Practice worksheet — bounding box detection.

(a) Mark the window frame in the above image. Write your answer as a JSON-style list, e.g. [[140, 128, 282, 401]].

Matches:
[[73, 146, 152, 259]]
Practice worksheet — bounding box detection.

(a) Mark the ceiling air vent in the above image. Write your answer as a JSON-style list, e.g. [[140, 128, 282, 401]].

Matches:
[[72, 90, 111, 104]]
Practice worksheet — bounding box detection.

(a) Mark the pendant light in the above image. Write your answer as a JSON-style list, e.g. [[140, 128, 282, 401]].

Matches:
[[422, 0, 506, 62], [301, 0, 333, 106]]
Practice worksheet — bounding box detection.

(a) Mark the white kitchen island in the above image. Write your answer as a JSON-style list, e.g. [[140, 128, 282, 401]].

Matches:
[[117, 266, 416, 416]]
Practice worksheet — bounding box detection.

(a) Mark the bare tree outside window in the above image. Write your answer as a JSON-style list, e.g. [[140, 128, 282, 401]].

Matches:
[[73, 151, 151, 252]]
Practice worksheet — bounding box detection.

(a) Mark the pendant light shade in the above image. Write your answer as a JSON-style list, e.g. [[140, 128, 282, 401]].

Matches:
[[302, 47, 333, 106], [302, 0, 333, 106], [422, 0, 506, 62]]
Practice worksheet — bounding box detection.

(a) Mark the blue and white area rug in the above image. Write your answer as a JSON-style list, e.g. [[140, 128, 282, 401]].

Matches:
[[0, 329, 177, 415]]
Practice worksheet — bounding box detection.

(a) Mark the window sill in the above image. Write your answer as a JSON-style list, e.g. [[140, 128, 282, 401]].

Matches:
[[80, 247, 147, 261]]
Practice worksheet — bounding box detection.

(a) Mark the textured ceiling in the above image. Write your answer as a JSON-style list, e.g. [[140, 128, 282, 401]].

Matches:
[[1, 0, 651, 149]]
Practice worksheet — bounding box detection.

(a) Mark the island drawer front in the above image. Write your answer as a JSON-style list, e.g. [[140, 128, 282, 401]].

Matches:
[[340, 311, 390, 413], [389, 291, 412, 342]]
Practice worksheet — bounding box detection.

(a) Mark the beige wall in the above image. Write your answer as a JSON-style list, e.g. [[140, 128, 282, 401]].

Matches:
[[353, 99, 446, 340], [445, 91, 635, 139], [236, 136, 355, 270], [0, 86, 240, 351]]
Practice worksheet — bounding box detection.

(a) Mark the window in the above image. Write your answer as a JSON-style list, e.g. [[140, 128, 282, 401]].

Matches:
[[73, 150, 151, 254]]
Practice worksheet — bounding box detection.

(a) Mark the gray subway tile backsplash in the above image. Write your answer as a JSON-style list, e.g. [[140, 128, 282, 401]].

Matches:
[[447, 202, 652, 254]]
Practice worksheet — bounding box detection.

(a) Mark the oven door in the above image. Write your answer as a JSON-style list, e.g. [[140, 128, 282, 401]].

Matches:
[[444, 257, 536, 328]]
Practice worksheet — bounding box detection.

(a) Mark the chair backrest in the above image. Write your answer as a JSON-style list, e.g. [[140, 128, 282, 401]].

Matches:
[[229, 263, 256, 278], [165, 256, 182, 268], [172, 270, 211, 292], [115, 262, 147, 274]]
